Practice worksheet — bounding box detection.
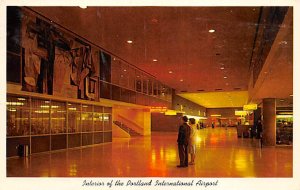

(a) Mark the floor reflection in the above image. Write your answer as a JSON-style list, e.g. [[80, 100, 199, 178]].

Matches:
[[7, 128, 292, 177]]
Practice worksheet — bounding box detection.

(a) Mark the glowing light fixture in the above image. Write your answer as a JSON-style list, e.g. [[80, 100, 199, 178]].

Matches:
[[277, 112, 293, 115], [235, 110, 247, 116], [6, 102, 24, 106], [79, 5, 87, 9], [168, 71, 173, 74], [276, 115, 293, 118], [180, 79, 183, 82], [220, 67, 225, 70], [210, 114, 221, 117], [165, 110, 177, 116], [243, 104, 257, 111], [127, 40, 133, 44], [153, 59, 158, 62], [209, 29, 215, 33], [223, 76, 228, 79]]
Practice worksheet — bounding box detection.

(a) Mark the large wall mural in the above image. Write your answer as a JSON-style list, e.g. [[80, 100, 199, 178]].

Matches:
[[19, 9, 100, 100], [7, 7, 172, 108]]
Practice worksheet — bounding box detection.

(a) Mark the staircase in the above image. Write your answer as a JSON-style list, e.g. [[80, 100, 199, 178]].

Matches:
[[113, 121, 141, 137]]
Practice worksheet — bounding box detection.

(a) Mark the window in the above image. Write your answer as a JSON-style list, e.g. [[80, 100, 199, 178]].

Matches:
[[100, 51, 111, 82], [31, 99, 50, 135], [68, 103, 81, 133], [7, 96, 30, 136], [81, 104, 93, 132], [51, 101, 66, 134]]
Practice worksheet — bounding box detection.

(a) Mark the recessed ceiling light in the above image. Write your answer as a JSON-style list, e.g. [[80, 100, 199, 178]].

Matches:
[[151, 18, 158, 23], [279, 41, 288, 45], [180, 79, 183, 82], [220, 67, 225, 70], [123, 69, 127, 72], [223, 76, 228, 79], [79, 5, 87, 9], [168, 71, 173, 74], [127, 40, 133, 44], [209, 29, 215, 33], [153, 59, 158, 62]]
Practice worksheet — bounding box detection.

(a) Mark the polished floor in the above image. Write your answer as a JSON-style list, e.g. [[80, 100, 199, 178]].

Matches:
[[6, 128, 292, 177]]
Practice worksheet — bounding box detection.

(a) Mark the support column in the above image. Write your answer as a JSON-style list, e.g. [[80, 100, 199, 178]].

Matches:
[[262, 98, 276, 146]]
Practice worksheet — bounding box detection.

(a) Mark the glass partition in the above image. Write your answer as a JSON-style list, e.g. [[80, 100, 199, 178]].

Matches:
[[103, 114, 112, 131], [120, 61, 129, 88], [7, 96, 30, 136], [142, 74, 148, 94], [128, 66, 136, 90], [148, 79, 153, 96], [81, 104, 93, 132], [135, 71, 142, 93], [93, 105, 103, 131], [31, 99, 50, 135], [111, 58, 121, 86], [68, 103, 81, 133], [51, 101, 66, 134]]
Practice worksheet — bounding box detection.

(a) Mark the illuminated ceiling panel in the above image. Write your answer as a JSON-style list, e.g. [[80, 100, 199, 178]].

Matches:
[[178, 91, 248, 108]]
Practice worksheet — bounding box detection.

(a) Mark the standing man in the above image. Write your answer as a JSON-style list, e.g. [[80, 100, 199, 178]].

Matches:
[[177, 116, 190, 167]]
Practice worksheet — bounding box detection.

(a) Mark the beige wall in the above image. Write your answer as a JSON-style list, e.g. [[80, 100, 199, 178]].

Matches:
[[112, 107, 151, 137]]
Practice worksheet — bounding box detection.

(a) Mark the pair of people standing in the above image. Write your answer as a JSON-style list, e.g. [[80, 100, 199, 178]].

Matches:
[[177, 116, 197, 167]]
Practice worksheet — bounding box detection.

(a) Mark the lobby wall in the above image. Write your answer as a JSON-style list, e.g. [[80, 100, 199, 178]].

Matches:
[[172, 95, 206, 116], [151, 113, 183, 132], [112, 107, 151, 137], [206, 108, 242, 127]]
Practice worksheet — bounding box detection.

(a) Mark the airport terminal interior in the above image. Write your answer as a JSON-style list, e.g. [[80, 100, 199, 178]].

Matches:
[[6, 6, 293, 177]]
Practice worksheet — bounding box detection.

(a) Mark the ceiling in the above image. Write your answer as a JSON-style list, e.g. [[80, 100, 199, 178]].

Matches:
[[178, 91, 248, 108], [31, 6, 293, 108]]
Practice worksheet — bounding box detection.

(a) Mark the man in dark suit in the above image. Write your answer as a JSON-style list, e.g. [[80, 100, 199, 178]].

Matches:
[[177, 116, 190, 167]]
